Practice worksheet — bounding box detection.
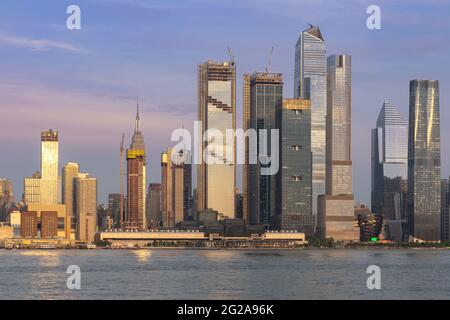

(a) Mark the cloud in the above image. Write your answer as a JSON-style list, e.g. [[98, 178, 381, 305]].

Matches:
[[0, 31, 90, 53]]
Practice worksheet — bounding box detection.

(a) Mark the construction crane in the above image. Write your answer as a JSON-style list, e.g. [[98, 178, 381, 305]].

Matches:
[[265, 46, 274, 73], [120, 132, 125, 227], [227, 46, 235, 65]]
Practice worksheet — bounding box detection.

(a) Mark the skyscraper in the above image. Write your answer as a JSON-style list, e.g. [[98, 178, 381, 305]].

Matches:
[[126, 105, 147, 230], [408, 80, 441, 241], [441, 178, 450, 241], [74, 173, 97, 242], [317, 54, 358, 241], [197, 60, 236, 219], [62, 162, 79, 237], [108, 193, 122, 228], [371, 101, 408, 238], [147, 183, 162, 228], [40, 129, 59, 204], [294, 25, 326, 220], [277, 98, 313, 234], [0, 178, 14, 222], [243, 72, 283, 225], [161, 148, 191, 227]]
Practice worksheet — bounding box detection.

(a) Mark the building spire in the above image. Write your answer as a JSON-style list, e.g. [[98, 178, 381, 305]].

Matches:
[[135, 96, 140, 133]]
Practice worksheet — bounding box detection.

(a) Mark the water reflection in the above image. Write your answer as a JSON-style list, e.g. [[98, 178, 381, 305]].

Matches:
[[19, 250, 61, 267], [131, 250, 152, 263]]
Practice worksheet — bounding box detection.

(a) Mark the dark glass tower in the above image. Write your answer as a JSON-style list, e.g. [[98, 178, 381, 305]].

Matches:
[[408, 80, 441, 241], [244, 72, 283, 226], [277, 98, 313, 234]]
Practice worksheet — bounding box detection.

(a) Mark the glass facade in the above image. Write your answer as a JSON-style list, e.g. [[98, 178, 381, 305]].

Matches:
[[294, 25, 326, 219], [40, 129, 59, 204], [245, 72, 283, 225], [317, 54, 358, 241], [198, 61, 236, 219], [371, 101, 408, 222], [278, 98, 313, 234], [408, 80, 441, 241]]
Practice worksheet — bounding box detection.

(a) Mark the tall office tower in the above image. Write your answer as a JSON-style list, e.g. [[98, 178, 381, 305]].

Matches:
[[197, 60, 236, 219], [371, 101, 408, 238], [62, 162, 79, 236], [294, 25, 327, 220], [278, 98, 313, 234], [108, 193, 122, 227], [243, 72, 283, 225], [317, 54, 358, 241], [161, 148, 191, 227], [126, 105, 147, 230], [23, 172, 41, 205], [408, 80, 441, 241], [74, 173, 97, 242], [441, 178, 450, 241], [0, 178, 14, 222], [148, 183, 162, 228], [40, 129, 59, 204]]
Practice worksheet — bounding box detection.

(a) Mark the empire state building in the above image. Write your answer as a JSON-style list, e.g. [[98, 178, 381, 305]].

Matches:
[[125, 103, 147, 230]]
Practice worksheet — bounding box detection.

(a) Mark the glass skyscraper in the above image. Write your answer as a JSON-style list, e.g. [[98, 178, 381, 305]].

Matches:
[[317, 54, 358, 241], [40, 129, 59, 204], [371, 101, 408, 222], [197, 61, 236, 219], [408, 80, 441, 241], [294, 25, 326, 220], [278, 98, 313, 234], [243, 72, 283, 226]]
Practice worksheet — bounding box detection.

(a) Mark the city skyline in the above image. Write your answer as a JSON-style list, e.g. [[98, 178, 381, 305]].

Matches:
[[1, 0, 450, 208]]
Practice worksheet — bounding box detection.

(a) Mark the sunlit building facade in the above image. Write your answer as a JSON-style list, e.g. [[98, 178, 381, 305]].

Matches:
[[197, 61, 236, 219], [243, 72, 283, 226], [40, 129, 59, 204], [62, 162, 80, 237], [317, 54, 359, 241], [294, 25, 326, 220], [74, 174, 97, 242], [126, 106, 147, 230], [408, 80, 441, 241]]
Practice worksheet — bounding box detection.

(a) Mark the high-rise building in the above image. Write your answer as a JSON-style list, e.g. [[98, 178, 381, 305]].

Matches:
[[243, 72, 283, 225], [62, 162, 79, 237], [317, 54, 359, 241], [197, 60, 236, 219], [408, 80, 441, 242], [40, 129, 59, 204], [108, 193, 122, 227], [74, 174, 97, 242], [0, 178, 14, 222], [277, 98, 314, 234], [161, 148, 191, 227], [27, 203, 68, 238], [23, 129, 60, 206], [294, 25, 327, 220], [441, 178, 450, 241], [126, 105, 147, 230], [371, 101, 408, 239], [408, 80, 441, 241], [147, 183, 162, 228], [23, 172, 41, 205]]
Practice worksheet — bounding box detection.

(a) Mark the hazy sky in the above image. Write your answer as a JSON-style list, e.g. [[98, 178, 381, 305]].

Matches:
[[0, 0, 449, 205]]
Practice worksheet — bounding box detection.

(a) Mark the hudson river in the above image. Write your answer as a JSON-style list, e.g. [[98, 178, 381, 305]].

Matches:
[[1, 249, 450, 299]]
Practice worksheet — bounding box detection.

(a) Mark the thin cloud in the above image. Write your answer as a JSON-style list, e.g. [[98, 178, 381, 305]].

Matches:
[[0, 31, 90, 53]]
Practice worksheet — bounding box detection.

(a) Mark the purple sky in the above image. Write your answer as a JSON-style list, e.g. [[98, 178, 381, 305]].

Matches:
[[0, 0, 449, 205]]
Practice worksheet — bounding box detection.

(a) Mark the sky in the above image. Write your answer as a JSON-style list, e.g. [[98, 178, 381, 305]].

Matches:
[[0, 0, 450, 205]]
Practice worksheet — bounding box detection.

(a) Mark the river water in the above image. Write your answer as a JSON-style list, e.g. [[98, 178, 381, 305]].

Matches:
[[1, 248, 449, 299]]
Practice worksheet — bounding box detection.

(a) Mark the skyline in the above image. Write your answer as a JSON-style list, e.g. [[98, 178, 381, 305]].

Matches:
[[1, 0, 450, 206]]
